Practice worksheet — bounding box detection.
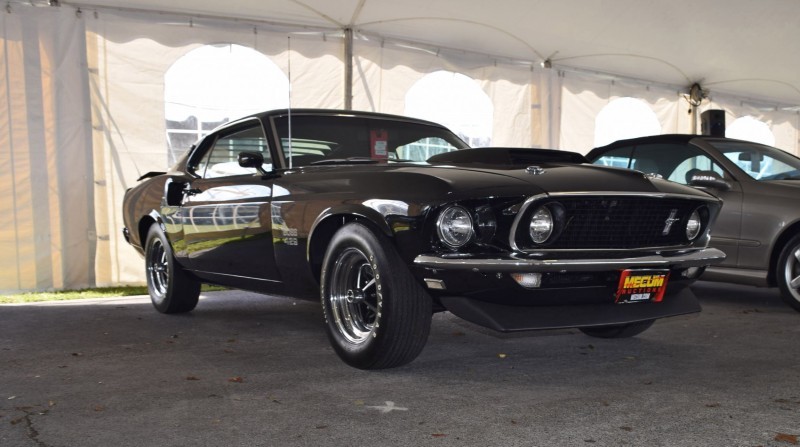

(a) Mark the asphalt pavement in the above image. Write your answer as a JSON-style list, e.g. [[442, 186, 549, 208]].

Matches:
[[1, 281, 799, 447]]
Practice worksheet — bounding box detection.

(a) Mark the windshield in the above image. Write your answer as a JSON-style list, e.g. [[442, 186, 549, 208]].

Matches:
[[708, 140, 800, 181], [272, 115, 469, 167]]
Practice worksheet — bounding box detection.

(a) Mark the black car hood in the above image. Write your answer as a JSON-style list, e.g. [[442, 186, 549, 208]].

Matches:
[[287, 160, 712, 204], [417, 162, 696, 197], [419, 147, 702, 197]]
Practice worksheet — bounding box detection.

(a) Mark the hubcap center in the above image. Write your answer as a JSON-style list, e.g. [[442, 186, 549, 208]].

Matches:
[[345, 289, 364, 304]]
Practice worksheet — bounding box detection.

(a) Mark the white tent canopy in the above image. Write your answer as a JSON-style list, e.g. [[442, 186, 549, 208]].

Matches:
[[68, 0, 800, 106], [2, 0, 799, 292]]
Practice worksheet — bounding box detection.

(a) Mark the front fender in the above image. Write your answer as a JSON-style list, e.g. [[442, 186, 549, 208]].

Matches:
[[306, 203, 420, 283]]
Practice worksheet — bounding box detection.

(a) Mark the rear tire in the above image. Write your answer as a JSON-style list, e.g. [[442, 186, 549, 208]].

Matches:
[[579, 320, 655, 338], [320, 222, 432, 369], [144, 224, 200, 314], [776, 233, 800, 312]]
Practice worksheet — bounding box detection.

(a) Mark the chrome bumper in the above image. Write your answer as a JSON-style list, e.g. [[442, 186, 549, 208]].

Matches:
[[413, 247, 726, 272]]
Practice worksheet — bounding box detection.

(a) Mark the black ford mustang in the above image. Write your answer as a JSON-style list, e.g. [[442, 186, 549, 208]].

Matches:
[[122, 109, 725, 369]]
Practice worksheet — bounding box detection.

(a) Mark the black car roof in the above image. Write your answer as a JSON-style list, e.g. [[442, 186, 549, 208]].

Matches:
[[232, 108, 451, 129]]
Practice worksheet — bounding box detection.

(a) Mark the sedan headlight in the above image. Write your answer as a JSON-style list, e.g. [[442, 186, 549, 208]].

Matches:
[[437, 205, 474, 248], [686, 209, 702, 241], [529, 206, 554, 244]]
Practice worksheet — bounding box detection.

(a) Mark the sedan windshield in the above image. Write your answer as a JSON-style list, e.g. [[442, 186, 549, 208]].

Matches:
[[708, 140, 800, 181]]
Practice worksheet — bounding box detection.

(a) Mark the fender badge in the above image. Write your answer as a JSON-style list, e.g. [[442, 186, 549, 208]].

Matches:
[[526, 166, 545, 175]]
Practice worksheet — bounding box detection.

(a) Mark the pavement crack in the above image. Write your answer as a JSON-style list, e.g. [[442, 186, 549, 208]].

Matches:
[[13, 406, 53, 447]]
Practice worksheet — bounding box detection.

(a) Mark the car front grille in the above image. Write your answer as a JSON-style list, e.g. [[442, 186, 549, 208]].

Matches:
[[513, 195, 705, 250]]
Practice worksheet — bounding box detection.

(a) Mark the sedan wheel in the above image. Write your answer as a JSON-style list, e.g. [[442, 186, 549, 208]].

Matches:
[[145, 224, 201, 314], [777, 234, 800, 312], [321, 222, 432, 369]]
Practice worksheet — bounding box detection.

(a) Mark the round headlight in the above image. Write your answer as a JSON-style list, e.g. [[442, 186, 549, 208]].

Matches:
[[686, 209, 702, 240], [437, 206, 474, 248], [529, 206, 554, 244]]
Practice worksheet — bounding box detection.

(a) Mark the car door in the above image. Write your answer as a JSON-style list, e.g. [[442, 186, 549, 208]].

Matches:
[[591, 143, 744, 267], [181, 119, 281, 281]]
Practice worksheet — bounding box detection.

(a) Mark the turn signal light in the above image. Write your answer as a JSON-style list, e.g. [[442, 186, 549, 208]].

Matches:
[[511, 272, 542, 289]]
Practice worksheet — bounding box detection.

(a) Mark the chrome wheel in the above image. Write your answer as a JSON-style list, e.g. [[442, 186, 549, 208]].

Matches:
[[783, 245, 800, 301], [147, 238, 169, 299], [328, 247, 379, 344], [144, 224, 200, 314], [777, 235, 800, 312], [321, 222, 432, 369]]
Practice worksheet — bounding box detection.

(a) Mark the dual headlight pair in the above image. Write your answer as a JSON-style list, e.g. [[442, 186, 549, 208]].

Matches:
[[435, 203, 567, 249]]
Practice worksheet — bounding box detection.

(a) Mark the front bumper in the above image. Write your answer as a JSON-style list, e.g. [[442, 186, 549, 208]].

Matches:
[[413, 247, 726, 272], [412, 247, 725, 332]]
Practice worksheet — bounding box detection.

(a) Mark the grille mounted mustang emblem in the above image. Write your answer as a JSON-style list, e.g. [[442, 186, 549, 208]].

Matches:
[[662, 209, 679, 235]]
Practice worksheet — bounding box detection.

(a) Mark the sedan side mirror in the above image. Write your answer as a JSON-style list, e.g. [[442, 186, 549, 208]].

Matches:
[[688, 170, 731, 191], [238, 151, 269, 176]]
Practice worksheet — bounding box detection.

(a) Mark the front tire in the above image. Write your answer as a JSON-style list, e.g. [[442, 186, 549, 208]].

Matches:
[[321, 222, 432, 369], [579, 320, 655, 338], [144, 224, 200, 314], [777, 233, 800, 312]]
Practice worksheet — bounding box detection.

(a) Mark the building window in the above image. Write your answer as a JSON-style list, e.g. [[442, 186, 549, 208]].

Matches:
[[594, 97, 661, 147], [404, 70, 493, 150], [164, 44, 289, 165]]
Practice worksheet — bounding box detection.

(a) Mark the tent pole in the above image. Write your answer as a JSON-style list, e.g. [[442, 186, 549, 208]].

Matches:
[[344, 28, 353, 110]]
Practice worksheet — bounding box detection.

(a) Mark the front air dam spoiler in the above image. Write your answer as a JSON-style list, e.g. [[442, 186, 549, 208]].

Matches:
[[439, 286, 700, 332]]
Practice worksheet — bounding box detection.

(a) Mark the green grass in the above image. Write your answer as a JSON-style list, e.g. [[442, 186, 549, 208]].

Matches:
[[0, 285, 226, 304]]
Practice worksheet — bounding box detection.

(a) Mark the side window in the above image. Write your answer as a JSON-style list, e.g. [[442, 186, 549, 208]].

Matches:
[[723, 151, 792, 180], [197, 124, 272, 178], [592, 146, 634, 168], [631, 144, 726, 184], [669, 156, 725, 184]]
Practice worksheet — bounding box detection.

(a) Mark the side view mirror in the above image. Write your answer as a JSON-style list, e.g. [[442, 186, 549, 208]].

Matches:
[[238, 151, 269, 176], [688, 170, 731, 191], [165, 179, 185, 206], [164, 179, 201, 206]]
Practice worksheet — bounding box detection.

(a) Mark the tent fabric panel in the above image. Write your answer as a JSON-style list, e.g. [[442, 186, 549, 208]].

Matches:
[[560, 71, 685, 154], [352, 39, 537, 148], [0, 6, 93, 293]]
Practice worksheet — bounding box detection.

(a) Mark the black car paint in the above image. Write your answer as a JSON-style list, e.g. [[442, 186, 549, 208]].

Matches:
[[124, 110, 725, 332]]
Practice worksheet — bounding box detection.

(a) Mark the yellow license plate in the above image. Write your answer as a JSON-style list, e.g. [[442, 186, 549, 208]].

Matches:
[[616, 270, 670, 303]]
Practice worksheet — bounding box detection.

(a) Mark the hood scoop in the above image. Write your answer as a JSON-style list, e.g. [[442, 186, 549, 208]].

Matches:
[[427, 147, 587, 167]]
